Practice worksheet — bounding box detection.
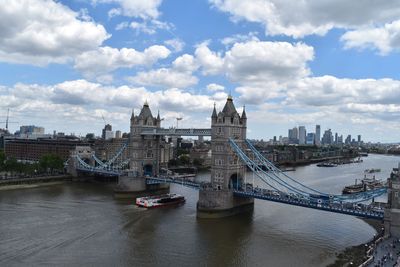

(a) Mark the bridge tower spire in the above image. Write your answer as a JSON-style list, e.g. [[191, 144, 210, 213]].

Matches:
[[197, 95, 253, 218]]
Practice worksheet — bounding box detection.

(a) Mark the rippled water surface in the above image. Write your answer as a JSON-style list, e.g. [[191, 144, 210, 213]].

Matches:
[[0, 154, 399, 266]]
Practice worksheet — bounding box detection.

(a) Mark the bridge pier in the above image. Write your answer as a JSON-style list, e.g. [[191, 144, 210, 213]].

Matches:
[[197, 189, 253, 218], [114, 174, 169, 198]]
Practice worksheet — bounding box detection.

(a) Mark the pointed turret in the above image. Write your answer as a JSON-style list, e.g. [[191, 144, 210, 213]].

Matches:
[[212, 102, 217, 118], [139, 100, 153, 119], [241, 105, 247, 119], [130, 108, 135, 121], [222, 95, 237, 117], [157, 110, 161, 121]]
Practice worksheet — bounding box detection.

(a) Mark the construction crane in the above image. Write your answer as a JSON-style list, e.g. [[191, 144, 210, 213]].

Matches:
[[0, 108, 18, 132], [102, 114, 107, 125]]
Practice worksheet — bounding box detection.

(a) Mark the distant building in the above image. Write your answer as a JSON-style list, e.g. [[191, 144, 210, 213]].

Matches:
[[115, 130, 122, 139], [306, 133, 315, 145], [18, 125, 47, 139], [357, 135, 361, 145], [338, 135, 343, 144], [102, 124, 114, 140], [288, 127, 299, 144], [5, 138, 90, 161], [315, 125, 321, 145], [345, 135, 351, 145], [321, 129, 333, 145], [298, 126, 306, 145]]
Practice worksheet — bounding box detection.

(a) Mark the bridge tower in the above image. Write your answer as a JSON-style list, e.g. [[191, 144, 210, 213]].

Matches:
[[385, 163, 400, 237], [197, 95, 254, 218], [129, 101, 162, 177]]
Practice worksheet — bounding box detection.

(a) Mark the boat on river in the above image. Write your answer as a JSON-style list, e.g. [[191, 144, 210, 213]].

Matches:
[[364, 168, 381, 173], [317, 162, 337, 167], [136, 193, 185, 208], [342, 176, 386, 194]]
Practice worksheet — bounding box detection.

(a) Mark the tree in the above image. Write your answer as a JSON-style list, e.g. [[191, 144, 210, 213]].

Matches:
[[179, 154, 191, 165], [0, 149, 5, 171], [39, 154, 64, 174], [193, 158, 204, 166]]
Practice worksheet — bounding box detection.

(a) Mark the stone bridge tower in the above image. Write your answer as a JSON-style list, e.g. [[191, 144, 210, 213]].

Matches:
[[197, 96, 253, 218], [129, 101, 162, 177], [385, 163, 400, 237]]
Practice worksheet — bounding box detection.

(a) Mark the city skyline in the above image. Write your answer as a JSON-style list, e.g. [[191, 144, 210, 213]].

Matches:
[[1, 1, 400, 142]]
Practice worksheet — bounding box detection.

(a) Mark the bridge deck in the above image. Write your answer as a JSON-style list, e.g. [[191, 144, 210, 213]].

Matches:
[[146, 177, 384, 220], [140, 128, 211, 136], [233, 190, 384, 220]]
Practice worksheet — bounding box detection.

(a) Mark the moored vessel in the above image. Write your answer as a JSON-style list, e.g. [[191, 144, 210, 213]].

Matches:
[[136, 193, 185, 208], [364, 168, 381, 173], [342, 176, 386, 194]]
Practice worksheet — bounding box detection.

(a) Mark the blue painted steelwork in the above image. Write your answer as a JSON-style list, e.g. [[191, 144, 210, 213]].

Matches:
[[229, 138, 386, 203], [146, 177, 201, 189], [244, 139, 386, 202], [233, 190, 384, 220], [144, 177, 384, 220], [73, 139, 130, 176]]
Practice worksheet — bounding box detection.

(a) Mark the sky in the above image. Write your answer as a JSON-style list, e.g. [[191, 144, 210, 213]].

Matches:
[[1, 0, 400, 143]]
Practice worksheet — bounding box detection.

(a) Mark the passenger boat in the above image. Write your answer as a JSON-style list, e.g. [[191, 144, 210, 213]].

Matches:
[[136, 193, 185, 208], [342, 176, 386, 194], [364, 168, 381, 173], [316, 162, 337, 167]]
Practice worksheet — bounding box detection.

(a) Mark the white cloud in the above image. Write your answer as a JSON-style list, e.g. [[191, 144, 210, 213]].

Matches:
[[74, 45, 171, 79], [128, 54, 199, 88], [129, 68, 198, 88], [207, 83, 225, 91], [0, 0, 109, 65], [210, 0, 400, 38], [285, 76, 400, 107], [221, 32, 259, 47], [193, 40, 314, 103], [194, 42, 225, 75], [95, 0, 163, 20], [172, 54, 198, 73], [341, 20, 400, 55], [129, 20, 173, 35], [224, 41, 314, 83], [164, 38, 185, 52], [0, 79, 227, 133]]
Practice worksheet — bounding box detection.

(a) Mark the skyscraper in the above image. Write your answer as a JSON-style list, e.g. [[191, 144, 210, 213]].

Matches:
[[315, 125, 321, 145], [288, 127, 299, 144], [322, 129, 333, 145], [306, 133, 315, 145], [299, 126, 306, 145]]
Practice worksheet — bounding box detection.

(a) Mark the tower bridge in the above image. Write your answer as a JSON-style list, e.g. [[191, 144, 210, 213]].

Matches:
[[68, 96, 400, 235]]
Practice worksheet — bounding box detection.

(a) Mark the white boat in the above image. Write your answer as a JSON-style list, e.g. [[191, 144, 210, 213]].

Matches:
[[136, 193, 185, 208]]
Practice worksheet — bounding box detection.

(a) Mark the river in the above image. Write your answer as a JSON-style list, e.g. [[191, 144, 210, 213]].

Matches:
[[0, 154, 399, 266]]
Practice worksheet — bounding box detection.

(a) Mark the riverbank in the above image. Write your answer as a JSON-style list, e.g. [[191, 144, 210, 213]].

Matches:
[[327, 219, 384, 266], [0, 175, 72, 190]]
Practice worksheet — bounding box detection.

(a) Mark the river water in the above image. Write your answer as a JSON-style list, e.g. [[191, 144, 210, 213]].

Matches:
[[0, 154, 399, 267]]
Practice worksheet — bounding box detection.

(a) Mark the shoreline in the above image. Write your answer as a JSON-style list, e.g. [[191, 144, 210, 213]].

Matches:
[[327, 218, 384, 267], [0, 175, 72, 190]]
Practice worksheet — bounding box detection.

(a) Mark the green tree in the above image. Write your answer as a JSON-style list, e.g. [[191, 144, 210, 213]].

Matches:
[[179, 154, 191, 165], [5, 157, 18, 174], [0, 149, 5, 171], [193, 158, 204, 166], [39, 154, 64, 174]]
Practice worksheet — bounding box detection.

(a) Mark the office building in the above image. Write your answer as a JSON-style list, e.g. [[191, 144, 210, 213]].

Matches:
[[315, 125, 321, 145], [299, 126, 306, 145]]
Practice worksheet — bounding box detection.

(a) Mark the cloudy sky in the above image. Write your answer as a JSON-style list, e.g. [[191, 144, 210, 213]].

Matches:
[[1, 0, 400, 142]]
